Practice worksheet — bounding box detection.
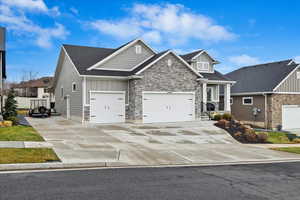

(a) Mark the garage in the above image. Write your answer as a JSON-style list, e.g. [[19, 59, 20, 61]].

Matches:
[[90, 91, 125, 123], [142, 92, 195, 123], [282, 105, 300, 129]]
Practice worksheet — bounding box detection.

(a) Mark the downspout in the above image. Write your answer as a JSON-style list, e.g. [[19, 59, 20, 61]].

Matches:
[[263, 93, 268, 129]]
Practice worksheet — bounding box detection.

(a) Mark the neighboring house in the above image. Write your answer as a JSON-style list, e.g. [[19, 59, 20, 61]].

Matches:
[[0, 27, 7, 112], [226, 59, 300, 130], [11, 77, 54, 109], [52, 39, 234, 123]]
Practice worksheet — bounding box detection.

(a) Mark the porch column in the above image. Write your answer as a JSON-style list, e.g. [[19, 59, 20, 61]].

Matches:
[[224, 83, 231, 112], [202, 82, 207, 112]]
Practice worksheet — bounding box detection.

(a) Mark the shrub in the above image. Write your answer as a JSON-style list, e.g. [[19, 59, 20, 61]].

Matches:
[[222, 113, 232, 121], [257, 132, 268, 143], [233, 131, 243, 140], [3, 90, 17, 120], [292, 138, 300, 143], [215, 119, 228, 129], [6, 116, 19, 125], [245, 132, 258, 143], [213, 114, 222, 121]]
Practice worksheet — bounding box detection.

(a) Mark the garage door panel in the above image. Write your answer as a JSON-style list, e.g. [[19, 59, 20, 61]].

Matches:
[[90, 92, 125, 123], [282, 105, 300, 129], [143, 92, 195, 123]]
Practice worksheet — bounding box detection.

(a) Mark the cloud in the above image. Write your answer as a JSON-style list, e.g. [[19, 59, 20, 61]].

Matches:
[[0, 1, 68, 48], [0, 0, 60, 16], [294, 56, 300, 63], [228, 54, 260, 66], [70, 7, 78, 15], [89, 3, 236, 46]]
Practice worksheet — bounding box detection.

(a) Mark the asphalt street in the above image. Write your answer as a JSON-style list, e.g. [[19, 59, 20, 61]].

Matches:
[[1, 162, 300, 200]]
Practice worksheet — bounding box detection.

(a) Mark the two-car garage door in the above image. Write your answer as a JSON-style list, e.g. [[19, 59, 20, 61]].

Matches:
[[142, 92, 195, 123]]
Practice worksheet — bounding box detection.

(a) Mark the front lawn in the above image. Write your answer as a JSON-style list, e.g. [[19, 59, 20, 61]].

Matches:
[[0, 148, 59, 164], [0, 126, 44, 141], [258, 131, 300, 144], [272, 147, 300, 154]]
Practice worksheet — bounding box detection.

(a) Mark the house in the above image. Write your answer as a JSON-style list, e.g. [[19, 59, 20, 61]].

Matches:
[[226, 59, 300, 130], [52, 39, 235, 123], [11, 77, 54, 109], [0, 27, 7, 112]]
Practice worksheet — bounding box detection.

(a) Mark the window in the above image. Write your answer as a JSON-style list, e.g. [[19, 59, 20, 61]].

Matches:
[[196, 62, 209, 71], [297, 71, 300, 79], [61, 87, 64, 98], [242, 97, 253, 105], [72, 82, 77, 92], [207, 86, 219, 102], [135, 45, 142, 54], [167, 59, 172, 66], [230, 97, 233, 105]]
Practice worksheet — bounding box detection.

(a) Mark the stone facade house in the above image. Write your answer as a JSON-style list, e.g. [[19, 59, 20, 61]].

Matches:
[[52, 39, 234, 123], [226, 60, 300, 130]]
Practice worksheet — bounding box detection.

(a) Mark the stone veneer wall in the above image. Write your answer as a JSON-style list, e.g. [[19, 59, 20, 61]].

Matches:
[[268, 94, 300, 128], [128, 53, 202, 122]]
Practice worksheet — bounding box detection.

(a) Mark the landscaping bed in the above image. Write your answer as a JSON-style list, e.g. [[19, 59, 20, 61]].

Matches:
[[214, 116, 300, 144], [0, 125, 44, 141], [0, 148, 59, 164]]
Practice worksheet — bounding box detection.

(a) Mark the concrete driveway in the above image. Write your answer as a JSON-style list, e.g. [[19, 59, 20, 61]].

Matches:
[[27, 117, 300, 166]]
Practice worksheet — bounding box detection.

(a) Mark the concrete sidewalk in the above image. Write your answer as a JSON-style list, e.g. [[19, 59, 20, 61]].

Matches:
[[0, 141, 53, 148]]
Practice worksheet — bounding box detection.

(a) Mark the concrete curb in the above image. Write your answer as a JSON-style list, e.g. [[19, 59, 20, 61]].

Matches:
[[1, 158, 300, 172]]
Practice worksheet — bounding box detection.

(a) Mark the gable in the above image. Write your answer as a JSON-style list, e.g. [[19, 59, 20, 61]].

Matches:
[[92, 40, 155, 71], [275, 66, 300, 92], [192, 52, 215, 73]]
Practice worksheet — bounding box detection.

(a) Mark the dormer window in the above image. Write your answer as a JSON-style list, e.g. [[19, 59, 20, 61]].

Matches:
[[135, 45, 142, 54], [196, 62, 209, 71]]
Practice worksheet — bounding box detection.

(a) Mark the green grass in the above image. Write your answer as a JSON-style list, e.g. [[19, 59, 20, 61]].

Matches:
[[0, 126, 44, 141], [0, 148, 60, 164], [266, 132, 293, 144], [272, 147, 300, 154]]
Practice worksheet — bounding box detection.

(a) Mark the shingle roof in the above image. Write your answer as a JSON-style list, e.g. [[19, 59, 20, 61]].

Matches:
[[11, 77, 53, 88], [132, 51, 168, 74], [180, 50, 203, 61], [226, 59, 298, 94], [201, 71, 232, 81]]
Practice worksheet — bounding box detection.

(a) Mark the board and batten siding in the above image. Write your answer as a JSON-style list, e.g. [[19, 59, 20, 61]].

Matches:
[[275, 68, 300, 92], [85, 78, 128, 104], [94, 41, 154, 71], [191, 52, 214, 73], [55, 51, 83, 120]]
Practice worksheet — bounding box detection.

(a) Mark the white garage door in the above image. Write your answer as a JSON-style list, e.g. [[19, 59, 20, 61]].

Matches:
[[282, 105, 300, 129], [90, 91, 125, 123], [143, 92, 195, 123]]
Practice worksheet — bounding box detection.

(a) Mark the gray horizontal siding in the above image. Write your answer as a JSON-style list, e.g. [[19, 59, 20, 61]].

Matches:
[[55, 51, 83, 119], [94, 41, 154, 70], [275, 68, 300, 92], [85, 78, 128, 104]]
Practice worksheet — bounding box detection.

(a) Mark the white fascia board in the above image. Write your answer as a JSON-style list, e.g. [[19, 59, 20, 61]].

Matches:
[[288, 59, 296, 65], [231, 92, 274, 96], [135, 51, 203, 78], [87, 39, 157, 71], [81, 75, 143, 80], [273, 64, 300, 92], [191, 50, 220, 64]]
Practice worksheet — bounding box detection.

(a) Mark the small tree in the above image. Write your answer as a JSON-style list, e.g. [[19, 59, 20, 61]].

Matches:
[[3, 89, 17, 120]]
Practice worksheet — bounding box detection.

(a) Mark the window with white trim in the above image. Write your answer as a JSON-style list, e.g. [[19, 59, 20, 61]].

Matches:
[[230, 97, 233, 105], [207, 86, 219, 102], [297, 71, 300, 79], [72, 82, 77, 92], [196, 62, 210, 71], [61, 87, 64, 98], [167, 59, 172, 66], [135, 45, 142, 54], [242, 97, 253, 105]]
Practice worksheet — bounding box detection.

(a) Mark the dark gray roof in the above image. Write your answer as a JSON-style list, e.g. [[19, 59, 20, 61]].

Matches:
[[180, 50, 203, 61], [201, 71, 232, 81], [132, 51, 168, 74], [226, 59, 298, 94]]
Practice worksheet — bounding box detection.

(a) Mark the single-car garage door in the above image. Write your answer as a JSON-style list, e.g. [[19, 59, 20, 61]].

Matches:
[[282, 105, 300, 129], [143, 92, 195, 123], [90, 91, 125, 123]]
